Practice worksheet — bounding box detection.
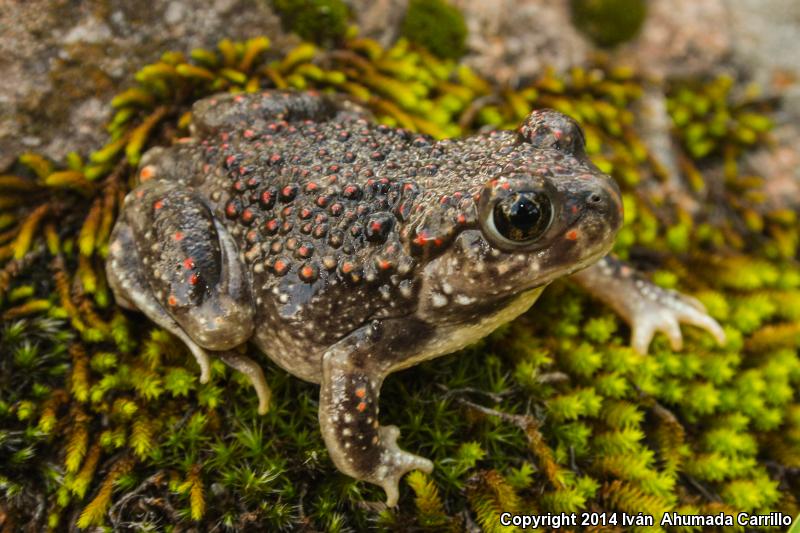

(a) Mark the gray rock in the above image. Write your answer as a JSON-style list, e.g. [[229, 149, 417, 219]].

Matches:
[[0, 0, 290, 169], [454, 0, 591, 85]]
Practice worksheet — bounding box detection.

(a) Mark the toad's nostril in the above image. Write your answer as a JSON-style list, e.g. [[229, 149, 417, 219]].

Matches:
[[588, 192, 602, 204]]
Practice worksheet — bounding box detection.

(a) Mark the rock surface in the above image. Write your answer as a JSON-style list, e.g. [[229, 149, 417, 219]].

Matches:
[[0, 0, 292, 169], [451, 0, 591, 85]]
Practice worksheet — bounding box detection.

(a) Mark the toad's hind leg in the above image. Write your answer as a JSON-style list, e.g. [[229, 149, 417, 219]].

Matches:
[[107, 220, 212, 383], [108, 178, 271, 411], [108, 219, 271, 412], [121, 178, 255, 351]]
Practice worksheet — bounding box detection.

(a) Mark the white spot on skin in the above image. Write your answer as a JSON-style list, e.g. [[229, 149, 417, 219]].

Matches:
[[431, 293, 448, 308], [399, 282, 413, 298], [455, 294, 475, 305]]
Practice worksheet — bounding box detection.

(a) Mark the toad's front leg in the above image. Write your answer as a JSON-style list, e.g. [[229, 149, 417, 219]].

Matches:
[[319, 321, 433, 507], [571, 255, 726, 353]]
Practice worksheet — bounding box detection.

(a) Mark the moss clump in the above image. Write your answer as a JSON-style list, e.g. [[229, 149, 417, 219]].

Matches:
[[570, 0, 647, 48], [665, 76, 795, 262], [272, 0, 350, 46], [401, 0, 467, 60], [667, 75, 773, 160]]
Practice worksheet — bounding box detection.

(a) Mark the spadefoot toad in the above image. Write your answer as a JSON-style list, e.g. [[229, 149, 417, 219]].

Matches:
[[106, 90, 725, 505]]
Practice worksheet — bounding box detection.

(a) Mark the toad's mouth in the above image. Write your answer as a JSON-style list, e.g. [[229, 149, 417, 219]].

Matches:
[[566, 242, 614, 278]]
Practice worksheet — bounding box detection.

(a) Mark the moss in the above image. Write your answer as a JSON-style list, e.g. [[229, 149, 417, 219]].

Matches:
[[666, 75, 774, 160], [272, 0, 350, 46], [570, 0, 647, 48], [1, 28, 799, 531], [401, 0, 467, 60]]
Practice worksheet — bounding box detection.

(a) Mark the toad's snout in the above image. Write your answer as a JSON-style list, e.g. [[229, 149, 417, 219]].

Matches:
[[582, 176, 623, 236]]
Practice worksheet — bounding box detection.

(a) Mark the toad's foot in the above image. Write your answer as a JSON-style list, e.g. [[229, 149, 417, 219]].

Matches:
[[370, 425, 433, 507], [218, 351, 271, 414], [622, 282, 726, 353], [572, 255, 726, 354]]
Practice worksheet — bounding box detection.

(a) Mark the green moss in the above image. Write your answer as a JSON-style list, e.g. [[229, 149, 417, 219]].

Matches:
[[272, 0, 350, 46], [401, 0, 467, 60], [570, 0, 647, 48], [667, 75, 774, 160]]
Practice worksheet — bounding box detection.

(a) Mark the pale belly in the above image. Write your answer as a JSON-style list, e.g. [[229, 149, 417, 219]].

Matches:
[[253, 285, 546, 382], [387, 286, 546, 374]]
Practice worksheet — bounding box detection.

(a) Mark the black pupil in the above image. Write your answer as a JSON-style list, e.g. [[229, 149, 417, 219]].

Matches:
[[493, 192, 552, 242]]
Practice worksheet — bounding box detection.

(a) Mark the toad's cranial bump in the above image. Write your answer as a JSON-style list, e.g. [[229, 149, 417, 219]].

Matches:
[[106, 91, 725, 506]]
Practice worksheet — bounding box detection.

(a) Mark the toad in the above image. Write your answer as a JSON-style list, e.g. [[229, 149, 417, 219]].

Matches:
[[106, 90, 725, 505]]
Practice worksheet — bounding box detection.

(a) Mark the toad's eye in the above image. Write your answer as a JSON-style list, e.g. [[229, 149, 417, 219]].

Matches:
[[489, 191, 553, 244]]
